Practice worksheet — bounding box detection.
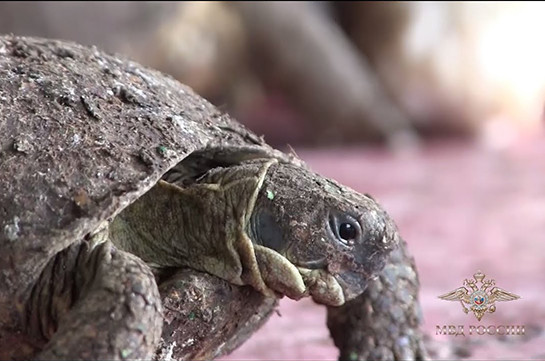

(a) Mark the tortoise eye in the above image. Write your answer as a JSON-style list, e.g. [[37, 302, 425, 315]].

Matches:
[[329, 212, 361, 247], [339, 222, 357, 241]]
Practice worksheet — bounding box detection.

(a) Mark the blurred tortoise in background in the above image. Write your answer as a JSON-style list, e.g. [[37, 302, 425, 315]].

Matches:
[[0, 36, 427, 360]]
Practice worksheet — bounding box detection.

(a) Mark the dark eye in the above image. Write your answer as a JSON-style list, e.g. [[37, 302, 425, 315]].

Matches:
[[339, 222, 357, 241], [329, 212, 361, 247]]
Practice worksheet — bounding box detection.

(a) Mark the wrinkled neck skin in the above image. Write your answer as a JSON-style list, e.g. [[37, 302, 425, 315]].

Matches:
[[108, 160, 274, 283]]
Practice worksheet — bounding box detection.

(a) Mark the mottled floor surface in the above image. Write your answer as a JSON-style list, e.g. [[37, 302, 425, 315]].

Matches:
[[221, 135, 545, 360]]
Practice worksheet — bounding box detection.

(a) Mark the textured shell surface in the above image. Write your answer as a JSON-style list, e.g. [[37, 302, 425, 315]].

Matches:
[[0, 35, 268, 316]]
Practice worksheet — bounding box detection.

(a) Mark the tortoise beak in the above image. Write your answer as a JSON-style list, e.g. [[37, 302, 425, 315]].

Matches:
[[334, 271, 371, 301]]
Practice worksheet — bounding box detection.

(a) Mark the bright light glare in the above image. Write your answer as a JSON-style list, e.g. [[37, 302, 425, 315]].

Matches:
[[475, 3, 545, 125], [403, 3, 545, 139]]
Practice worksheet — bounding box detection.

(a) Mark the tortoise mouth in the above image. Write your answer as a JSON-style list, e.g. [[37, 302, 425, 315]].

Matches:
[[293, 257, 328, 269], [333, 271, 371, 301]]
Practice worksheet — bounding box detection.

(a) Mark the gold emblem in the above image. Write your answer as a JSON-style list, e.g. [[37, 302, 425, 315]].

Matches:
[[438, 271, 520, 321]]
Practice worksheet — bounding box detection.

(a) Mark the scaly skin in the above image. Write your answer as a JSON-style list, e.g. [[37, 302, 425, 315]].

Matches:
[[327, 239, 429, 360], [20, 154, 419, 360], [27, 238, 163, 360]]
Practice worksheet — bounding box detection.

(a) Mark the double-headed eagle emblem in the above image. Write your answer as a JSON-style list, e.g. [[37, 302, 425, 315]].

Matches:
[[438, 271, 520, 321]]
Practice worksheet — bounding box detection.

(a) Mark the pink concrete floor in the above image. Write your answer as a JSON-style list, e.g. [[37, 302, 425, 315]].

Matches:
[[221, 134, 545, 360]]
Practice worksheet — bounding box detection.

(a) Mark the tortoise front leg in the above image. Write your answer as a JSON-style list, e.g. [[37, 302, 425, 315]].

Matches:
[[326, 240, 429, 361], [154, 268, 278, 360], [27, 237, 163, 360]]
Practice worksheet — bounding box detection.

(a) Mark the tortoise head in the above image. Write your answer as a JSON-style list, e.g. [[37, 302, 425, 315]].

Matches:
[[165, 147, 400, 306], [248, 160, 400, 305]]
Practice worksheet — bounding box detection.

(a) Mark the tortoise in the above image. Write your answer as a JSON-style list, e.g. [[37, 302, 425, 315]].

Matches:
[[0, 35, 427, 360]]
